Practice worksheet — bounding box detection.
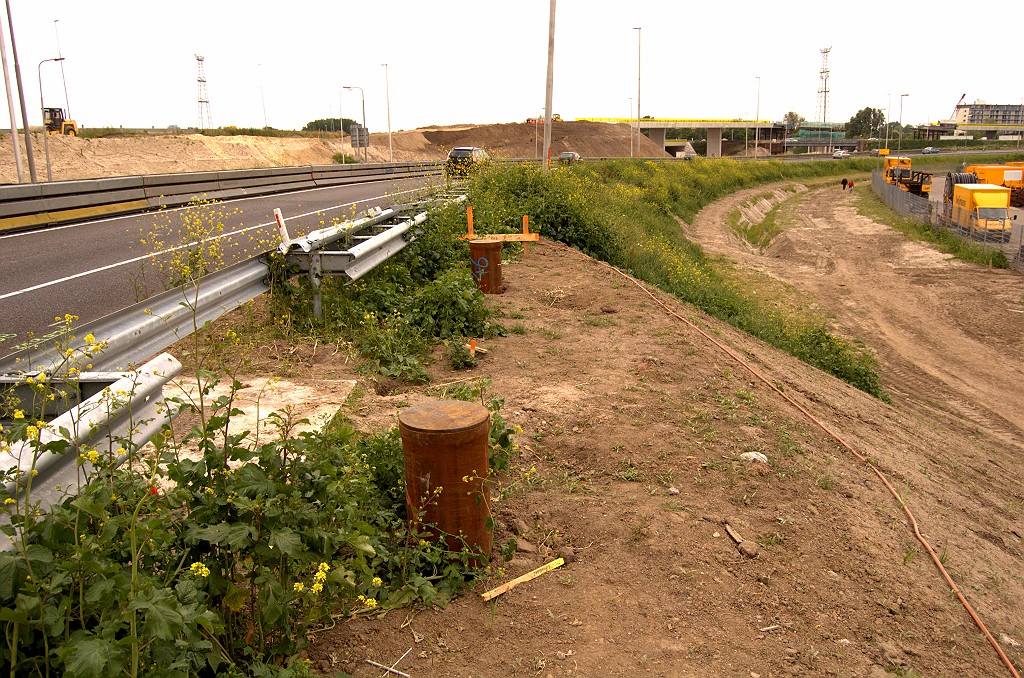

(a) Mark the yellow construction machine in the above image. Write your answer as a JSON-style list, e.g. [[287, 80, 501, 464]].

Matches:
[[43, 107, 78, 136]]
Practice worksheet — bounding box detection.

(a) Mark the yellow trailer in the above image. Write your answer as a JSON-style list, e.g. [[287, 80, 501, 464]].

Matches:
[[948, 183, 1016, 242]]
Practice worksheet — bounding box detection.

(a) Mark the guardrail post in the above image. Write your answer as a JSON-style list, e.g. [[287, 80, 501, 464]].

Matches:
[[310, 251, 323, 320]]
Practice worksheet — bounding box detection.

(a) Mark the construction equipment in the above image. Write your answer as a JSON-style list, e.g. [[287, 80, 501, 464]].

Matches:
[[942, 183, 1016, 242], [959, 164, 1024, 208], [883, 156, 932, 196], [43, 107, 77, 136]]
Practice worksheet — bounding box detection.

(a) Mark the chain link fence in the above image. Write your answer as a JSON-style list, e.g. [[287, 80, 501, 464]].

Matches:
[[871, 170, 1024, 270]]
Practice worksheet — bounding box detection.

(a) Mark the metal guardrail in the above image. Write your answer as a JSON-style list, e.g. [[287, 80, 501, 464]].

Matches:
[[1, 352, 182, 542], [0, 195, 462, 542], [0, 161, 443, 232], [0, 196, 463, 376]]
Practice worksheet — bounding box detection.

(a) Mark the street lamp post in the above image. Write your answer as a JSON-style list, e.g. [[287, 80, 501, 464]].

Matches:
[[6, 0, 37, 182], [54, 19, 70, 119], [898, 93, 909, 155], [343, 85, 367, 162], [633, 26, 641, 158], [38, 57, 64, 182], [0, 17, 24, 182], [381, 63, 392, 162]]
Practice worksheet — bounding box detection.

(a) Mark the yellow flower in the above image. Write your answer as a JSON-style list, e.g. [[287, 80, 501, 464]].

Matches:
[[84, 333, 95, 344], [364, 598, 377, 609], [293, 582, 304, 592], [318, 562, 330, 573], [25, 426, 39, 440], [4, 498, 15, 505], [13, 410, 24, 420], [372, 577, 383, 587], [24, 376, 34, 384], [311, 582, 323, 594], [189, 562, 210, 577], [87, 450, 100, 464]]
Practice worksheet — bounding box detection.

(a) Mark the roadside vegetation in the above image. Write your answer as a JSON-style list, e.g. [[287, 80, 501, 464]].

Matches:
[[464, 159, 887, 399], [0, 198, 517, 676]]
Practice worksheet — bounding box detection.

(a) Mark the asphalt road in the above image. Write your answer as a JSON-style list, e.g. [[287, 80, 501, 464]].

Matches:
[[0, 176, 437, 348]]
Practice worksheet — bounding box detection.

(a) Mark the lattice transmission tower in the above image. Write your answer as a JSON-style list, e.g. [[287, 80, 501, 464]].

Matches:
[[816, 46, 831, 127], [196, 55, 212, 129]]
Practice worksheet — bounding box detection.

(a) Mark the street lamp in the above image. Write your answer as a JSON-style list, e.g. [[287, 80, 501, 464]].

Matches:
[[633, 26, 641, 158], [381, 63, 392, 162], [898, 93, 909, 155], [343, 85, 366, 162], [38, 57, 64, 182], [53, 19, 70, 119]]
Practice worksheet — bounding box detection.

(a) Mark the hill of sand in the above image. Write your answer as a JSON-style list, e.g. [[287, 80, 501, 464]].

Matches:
[[0, 121, 669, 183]]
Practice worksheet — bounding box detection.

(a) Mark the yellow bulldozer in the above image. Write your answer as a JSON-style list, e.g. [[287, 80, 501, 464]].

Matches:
[[43, 107, 78, 136]]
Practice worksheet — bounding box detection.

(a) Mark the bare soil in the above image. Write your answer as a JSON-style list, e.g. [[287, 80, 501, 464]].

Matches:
[[220, 182, 1024, 677], [0, 121, 665, 183]]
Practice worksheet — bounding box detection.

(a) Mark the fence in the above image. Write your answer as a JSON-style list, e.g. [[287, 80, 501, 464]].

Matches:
[[871, 170, 1024, 270]]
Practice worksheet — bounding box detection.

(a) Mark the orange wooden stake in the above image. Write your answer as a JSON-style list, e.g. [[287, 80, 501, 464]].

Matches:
[[467, 206, 475, 239], [469, 339, 477, 357], [522, 215, 531, 258]]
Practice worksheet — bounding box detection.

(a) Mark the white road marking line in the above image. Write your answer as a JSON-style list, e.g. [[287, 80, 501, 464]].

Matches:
[[0, 186, 427, 300]]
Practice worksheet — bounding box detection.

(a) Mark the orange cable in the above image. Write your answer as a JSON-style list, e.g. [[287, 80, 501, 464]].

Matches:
[[592, 257, 1020, 677]]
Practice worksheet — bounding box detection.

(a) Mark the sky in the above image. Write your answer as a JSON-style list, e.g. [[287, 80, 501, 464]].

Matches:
[[1, 0, 1023, 135]]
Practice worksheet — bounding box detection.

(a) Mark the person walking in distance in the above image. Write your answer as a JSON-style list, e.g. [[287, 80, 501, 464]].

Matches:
[[841, 177, 849, 191], [848, 179, 855, 191]]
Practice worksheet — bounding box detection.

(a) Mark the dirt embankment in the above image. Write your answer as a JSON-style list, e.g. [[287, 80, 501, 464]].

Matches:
[[0, 121, 667, 183], [210, 183, 1023, 677]]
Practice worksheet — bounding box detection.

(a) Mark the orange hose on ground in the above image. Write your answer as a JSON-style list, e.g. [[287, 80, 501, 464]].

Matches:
[[589, 256, 1020, 677]]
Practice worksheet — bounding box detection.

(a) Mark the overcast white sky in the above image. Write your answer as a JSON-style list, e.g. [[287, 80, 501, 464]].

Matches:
[[2, 0, 1023, 134]]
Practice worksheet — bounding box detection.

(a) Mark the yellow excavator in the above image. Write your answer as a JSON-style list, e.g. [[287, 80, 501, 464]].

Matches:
[[43, 107, 78, 136]]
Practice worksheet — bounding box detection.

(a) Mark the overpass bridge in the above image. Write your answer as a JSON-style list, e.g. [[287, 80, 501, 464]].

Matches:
[[579, 117, 776, 157]]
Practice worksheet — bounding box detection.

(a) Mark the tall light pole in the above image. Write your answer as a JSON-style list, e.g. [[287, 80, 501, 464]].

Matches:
[[541, 0, 556, 173], [754, 76, 761, 157], [6, 0, 37, 182], [53, 19, 70, 119], [381, 63, 392, 162], [898, 93, 908, 155], [0, 15, 23, 182], [343, 85, 366, 162], [633, 26, 641, 158], [38, 57, 64, 182]]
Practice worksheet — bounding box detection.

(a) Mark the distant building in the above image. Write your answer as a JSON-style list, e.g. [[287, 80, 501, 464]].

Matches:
[[955, 100, 1024, 126]]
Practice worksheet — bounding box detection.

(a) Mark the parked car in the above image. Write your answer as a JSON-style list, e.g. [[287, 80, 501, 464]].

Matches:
[[558, 151, 581, 164], [921, 146, 941, 154], [445, 147, 490, 178], [832, 149, 851, 159], [869, 148, 882, 156]]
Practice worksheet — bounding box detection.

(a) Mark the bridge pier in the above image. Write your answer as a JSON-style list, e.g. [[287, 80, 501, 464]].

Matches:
[[706, 128, 723, 158], [647, 127, 666, 154]]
